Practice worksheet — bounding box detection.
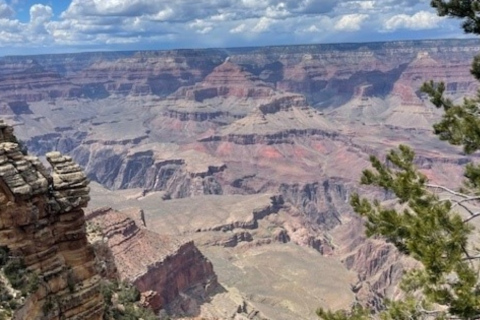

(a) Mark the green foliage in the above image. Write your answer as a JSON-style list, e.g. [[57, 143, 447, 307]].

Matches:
[[461, 162, 480, 195], [318, 2, 480, 319], [26, 272, 39, 294], [100, 280, 115, 307], [419, 1, 480, 155], [0, 248, 9, 267], [4, 257, 28, 290], [356, 146, 472, 273], [2, 255, 41, 297], [0, 247, 43, 316], [379, 296, 447, 320], [100, 280, 157, 320], [319, 146, 480, 319], [431, 0, 480, 36], [353, 146, 480, 318], [317, 305, 370, 320], [421, 80, 480, 154], [117, 281, 141, 305]]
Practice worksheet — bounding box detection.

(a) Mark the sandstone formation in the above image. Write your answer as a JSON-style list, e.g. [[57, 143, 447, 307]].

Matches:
[[199, 93, 334, 145], [73, 143, 227, 197], [0, 120, 103, 319], [86, 207, 218, 315], [175, 60, 275, 102], [4, 39, 480, 318]]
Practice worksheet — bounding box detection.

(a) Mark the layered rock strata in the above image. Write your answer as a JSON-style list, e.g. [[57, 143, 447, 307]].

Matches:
[[175, 60, 275, 102], [0, 120, 104, 319], [74, 145, 226, 197], [0, 59, 75, 103], [199, 93, 334, 144], [86, 207, 218, 313], [4, 40, 479, 318]]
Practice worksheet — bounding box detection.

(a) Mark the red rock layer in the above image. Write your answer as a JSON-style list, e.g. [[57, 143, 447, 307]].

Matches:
[[86, 207, 217, 312], [176, 61, 275, 101]]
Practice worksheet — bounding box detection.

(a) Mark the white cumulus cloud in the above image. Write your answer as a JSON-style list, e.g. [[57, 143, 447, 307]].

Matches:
[[30, 4, 52, 22], [0, 0, 470, 55], [335, 13, 368, 31], [252, 17, 273, 33], [384, 10, 443, 31]]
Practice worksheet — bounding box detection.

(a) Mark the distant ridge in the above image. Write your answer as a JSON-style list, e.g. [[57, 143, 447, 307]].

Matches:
[[2, 38, 480, 59]]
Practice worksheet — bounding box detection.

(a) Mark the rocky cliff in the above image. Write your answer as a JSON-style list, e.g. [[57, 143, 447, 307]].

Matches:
[[0, 120, 104, 319], [86, 207, 218, 315]]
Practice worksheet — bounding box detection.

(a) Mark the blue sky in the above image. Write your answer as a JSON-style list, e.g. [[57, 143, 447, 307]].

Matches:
[[0, 0, 475, 56]]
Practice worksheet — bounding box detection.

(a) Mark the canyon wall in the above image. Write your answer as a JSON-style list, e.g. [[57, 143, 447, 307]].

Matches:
[[2, 39, 479, 318], [86, 207, 218, 314], [0, 120, 104, 319]]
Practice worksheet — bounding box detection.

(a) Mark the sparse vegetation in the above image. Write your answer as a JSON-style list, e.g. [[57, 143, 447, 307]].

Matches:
[[4, 257, 28, 291], [42, 295, 55, 315], [87, 221, 103, 234], [100, 280, 157, 320], [318, 1, 480, 319], [26, 272, 39, 294], [66, 267, 76, 293], [0, 246, 42, 317]]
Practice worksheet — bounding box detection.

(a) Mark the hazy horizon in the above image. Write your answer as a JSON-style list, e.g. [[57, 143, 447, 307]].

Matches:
[[2, 36, 479, 58]]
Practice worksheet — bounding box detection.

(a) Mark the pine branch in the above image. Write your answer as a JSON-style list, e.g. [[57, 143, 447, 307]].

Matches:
[[452, 196, 480, 206], [426, 184, 470, 198], [426, 185, 480, 218], [416, 306, 446, 317], [462, 254, 480, 261], [463, 212, 480, 223], [453, 200, 480, 221]]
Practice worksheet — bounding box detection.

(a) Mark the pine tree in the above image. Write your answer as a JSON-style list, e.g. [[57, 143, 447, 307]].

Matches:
[[318, 1, 480, 319]]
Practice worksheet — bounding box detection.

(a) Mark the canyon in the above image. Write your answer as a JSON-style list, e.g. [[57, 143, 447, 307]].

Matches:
[[1, 39, 480, 319]]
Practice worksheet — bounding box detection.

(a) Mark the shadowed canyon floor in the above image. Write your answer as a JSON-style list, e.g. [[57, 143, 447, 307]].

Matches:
[[2, 39, 480, 318]]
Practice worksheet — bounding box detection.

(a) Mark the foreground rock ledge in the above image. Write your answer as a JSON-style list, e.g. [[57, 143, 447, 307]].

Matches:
[[86, 206, 218, 314], [0, 120, 104, 320]]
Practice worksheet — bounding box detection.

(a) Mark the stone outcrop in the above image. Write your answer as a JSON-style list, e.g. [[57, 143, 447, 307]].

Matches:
[[344, 239, 407, 310], [199, 93, 334, 144], [86, 207, 218, 314], [279, 181, 346, 230], [0, 120, 103, 319], [73, 145, 226, 197], [175, 61, 275, 102], [47, 152, 90, 212]]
